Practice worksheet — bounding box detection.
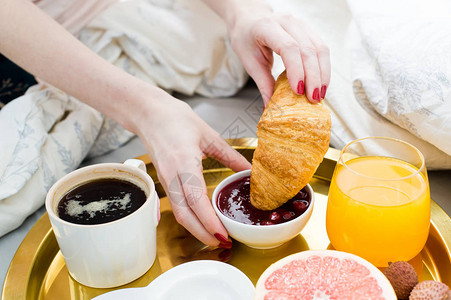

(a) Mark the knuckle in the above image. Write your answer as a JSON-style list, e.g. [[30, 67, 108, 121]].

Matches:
[[252, 27, 267, 43], [277, 12, 306, 28], [170, 151, 198, 167], [186, 187, 205, 207], [317, 44, 330, 57], [172, 208, 189, 227], [276, 12, 293, 21], [252, 18, 275, 39], [279, 40, 299, 55], [300, 46, 317, 58], [258, 16, 275, 26]]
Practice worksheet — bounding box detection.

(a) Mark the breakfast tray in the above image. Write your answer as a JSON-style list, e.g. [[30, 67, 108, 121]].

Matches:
[[3, 138, 451, 299]]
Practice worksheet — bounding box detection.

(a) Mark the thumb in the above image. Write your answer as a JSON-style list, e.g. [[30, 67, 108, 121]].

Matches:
[[242, 54, 275, 105], [203, 135, 251, 172]]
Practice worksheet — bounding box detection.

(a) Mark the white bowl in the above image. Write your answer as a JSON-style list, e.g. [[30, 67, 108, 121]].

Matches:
[[212, 170, 315, 249]]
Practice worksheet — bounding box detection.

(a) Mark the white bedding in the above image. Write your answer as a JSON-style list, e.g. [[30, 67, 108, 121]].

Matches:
[[346, 0, 451, 166]]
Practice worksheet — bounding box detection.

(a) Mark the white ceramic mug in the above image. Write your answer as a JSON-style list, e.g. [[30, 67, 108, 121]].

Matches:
[[45, 159, 160, 288]]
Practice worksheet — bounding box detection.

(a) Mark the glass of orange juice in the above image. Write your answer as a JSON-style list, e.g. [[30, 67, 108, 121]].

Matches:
[[326, 136, 430, 267]]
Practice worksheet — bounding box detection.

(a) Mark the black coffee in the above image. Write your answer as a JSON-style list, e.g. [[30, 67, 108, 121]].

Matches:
[[57, 178, 147, 225]]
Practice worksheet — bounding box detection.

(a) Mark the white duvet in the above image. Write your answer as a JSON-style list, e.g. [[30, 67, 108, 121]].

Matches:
[[346, 0, 451, 166]]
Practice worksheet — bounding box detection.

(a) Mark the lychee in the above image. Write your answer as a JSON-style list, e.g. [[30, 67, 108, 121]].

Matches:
[[384, 261, 418, 299], [409, 280, 451, 300]]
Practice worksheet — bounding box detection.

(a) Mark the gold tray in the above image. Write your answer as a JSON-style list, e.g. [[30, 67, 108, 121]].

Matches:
[[3, 138, 451, 299]]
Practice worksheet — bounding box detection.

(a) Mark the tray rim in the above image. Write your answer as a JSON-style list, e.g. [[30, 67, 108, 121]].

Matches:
[[3, 138, 451, 299]]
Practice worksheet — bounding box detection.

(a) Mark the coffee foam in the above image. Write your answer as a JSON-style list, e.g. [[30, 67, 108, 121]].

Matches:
[[65, 193, 132, 219]]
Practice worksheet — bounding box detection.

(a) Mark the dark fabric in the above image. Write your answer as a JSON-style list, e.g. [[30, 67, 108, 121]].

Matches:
[[0, 54, 37, 108]]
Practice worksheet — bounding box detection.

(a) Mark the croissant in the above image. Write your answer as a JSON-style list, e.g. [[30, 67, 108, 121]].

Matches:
[[250, 71, 331, 210]]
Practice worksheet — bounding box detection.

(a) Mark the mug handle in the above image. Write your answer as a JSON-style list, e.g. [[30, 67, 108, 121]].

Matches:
[[154, 192, 161, 226], [124, 159, 160, 226], [123, 159, 147, 172]]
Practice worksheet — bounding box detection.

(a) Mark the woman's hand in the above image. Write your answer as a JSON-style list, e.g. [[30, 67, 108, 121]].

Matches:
[[132, 89, 251, 247], [202, 0, 330, 105], [230, 6, 330, 104]]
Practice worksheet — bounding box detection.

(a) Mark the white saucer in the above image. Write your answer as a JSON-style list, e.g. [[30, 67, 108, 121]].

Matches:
[[92, 260, 255, 300]]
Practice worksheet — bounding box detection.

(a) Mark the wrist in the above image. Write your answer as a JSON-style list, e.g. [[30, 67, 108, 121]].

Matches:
[[102, 73, 168, 136], [228, 0, 273, 31], [203, 0, 273, 32]]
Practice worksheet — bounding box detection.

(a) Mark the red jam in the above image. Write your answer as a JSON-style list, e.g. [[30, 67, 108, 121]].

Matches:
[[217, 176, 310, 225]]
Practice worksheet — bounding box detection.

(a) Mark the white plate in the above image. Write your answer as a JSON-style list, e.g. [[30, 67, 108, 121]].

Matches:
[[92, 260, 255, 300]]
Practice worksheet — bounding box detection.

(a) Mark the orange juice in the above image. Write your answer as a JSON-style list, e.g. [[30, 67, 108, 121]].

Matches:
[[326, 156, 430, 267]]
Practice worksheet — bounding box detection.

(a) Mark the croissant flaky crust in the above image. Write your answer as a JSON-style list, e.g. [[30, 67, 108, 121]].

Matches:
[[250, 71, 331, 210]]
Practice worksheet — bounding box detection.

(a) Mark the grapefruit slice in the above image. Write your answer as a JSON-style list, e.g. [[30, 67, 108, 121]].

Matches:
[[255, 250, 396, 300]]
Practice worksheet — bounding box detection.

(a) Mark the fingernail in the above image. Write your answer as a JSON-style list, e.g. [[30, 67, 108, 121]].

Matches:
[[297, 80, 305, 95], [219, 241, 233, 249], [219, 249, 233, 261], [313, 88, 320, 102], [321, 85, 327, 99], [214, 233, 229, 243]]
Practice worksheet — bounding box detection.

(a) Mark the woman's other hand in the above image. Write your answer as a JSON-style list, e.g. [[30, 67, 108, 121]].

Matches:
[[202, 0, 330, 105]]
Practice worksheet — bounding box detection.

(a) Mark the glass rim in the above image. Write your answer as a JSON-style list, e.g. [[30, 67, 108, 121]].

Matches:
[[339, 136, 426, 181]]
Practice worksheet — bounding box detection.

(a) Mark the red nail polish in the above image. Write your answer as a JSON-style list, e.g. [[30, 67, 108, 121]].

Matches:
[[214, 233, 229, 243], [219, 241, 233, 249], [321, 85, 327, 99], [313, 88, 320, 102], [297, 80, 305, 95]]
